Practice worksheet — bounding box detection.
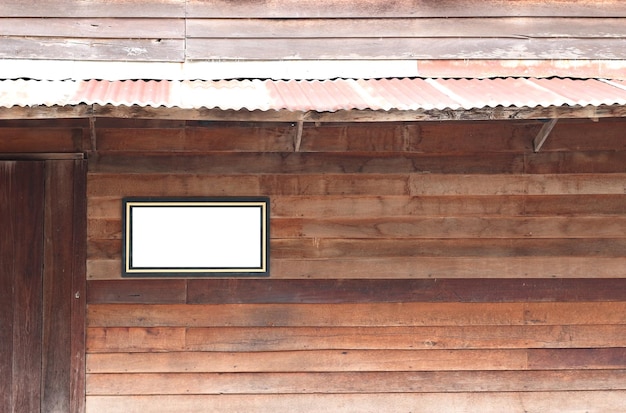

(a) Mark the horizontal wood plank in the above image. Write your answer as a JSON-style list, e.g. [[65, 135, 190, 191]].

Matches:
[[187, 18, 626, 39], [95, 125, 294, 152], [86, 349, 528, 373], [528, 348, 626, 370], [86, 302, 626, 328], [270, 216, 626, 239], [88, 325, 626, 352], [186, 38, 626, 60], [87, 256, 626, 280], [85, 392, 626, 413], [88, 152, 525, 174], [86, 173, 626, 197], [87, 348, 626, 373], [86, 279, 626, 305], [87, 327, 185, 352], [0, 0, 185, 18], [0, 38, 184, 61], [0, 18, 184, 38], [87, 194, 626, 220], [86, 369, 626, 395], [0, 127, 82, 152], [186, 0, 626, 18], [87, 280, 187, 304], [185, 279, 626, 304]]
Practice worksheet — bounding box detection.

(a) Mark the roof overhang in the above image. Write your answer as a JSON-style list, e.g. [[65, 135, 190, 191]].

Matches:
[[1, 77, 626, 122]]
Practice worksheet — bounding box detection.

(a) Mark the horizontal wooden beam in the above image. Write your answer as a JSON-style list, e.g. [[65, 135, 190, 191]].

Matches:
[[1, 104, 625, 122]]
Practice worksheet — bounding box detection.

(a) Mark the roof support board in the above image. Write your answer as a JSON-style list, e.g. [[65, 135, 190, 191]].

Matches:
[[533, 118, 559, 152], [0, 104, 625, 122]]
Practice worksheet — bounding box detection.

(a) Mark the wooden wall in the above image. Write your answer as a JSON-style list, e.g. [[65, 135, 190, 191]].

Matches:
[[2, 0, 626, 61], [82, 118, 626, 412], [3, 117, 626, 411]]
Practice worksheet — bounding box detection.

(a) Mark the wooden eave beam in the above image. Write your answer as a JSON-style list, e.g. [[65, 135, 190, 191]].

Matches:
[[533, 118, 559, 152], [0, 104, 625, 122]]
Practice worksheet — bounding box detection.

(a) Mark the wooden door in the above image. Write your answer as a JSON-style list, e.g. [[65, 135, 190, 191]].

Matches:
[[0, 159, 86, 413]]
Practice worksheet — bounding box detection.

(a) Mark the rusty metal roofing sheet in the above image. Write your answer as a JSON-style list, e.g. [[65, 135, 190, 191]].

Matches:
[[2, 78, 626, 112]]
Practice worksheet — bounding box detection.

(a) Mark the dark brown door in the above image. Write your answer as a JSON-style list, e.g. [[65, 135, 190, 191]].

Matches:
[[0, 160, 86, 413]]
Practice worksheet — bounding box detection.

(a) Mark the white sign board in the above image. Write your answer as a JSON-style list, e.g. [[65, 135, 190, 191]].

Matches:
[[122, 198, 269, 277]]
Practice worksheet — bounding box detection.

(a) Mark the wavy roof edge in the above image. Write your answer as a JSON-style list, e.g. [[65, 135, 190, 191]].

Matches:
[[2, 59, 626, 82], [2, 78, 626, 114]]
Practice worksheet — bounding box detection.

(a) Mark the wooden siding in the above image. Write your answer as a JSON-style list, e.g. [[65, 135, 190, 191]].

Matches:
[[2, 1, 626, 61], [4, 116, 625, 411], [79, 117, 626, 411]]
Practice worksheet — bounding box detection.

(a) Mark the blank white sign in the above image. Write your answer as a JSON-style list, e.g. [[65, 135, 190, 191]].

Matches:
[[123, 199, 268, 276]]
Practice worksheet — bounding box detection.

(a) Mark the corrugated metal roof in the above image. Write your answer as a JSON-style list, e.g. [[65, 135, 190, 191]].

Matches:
[[2, 77, 626, 112]]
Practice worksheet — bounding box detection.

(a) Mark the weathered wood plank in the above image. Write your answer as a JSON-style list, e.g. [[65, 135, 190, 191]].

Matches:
[[88, 348, 626, 373], [0, 163, 17, 412], [186, 0, 626, 18], [87, 325, 626, 352], [0, 38, 184, 61], [88, 152, 525, 174], [87, 280, 187, 304], [87, 302, 529, 327], [89, 119, 626, 153], [84, 392, 626, 413], [269, 216, 626, 239], [87, 327, 185, 353], [87, 194, 626, 220], [70, 160, 87, 413], [87, 174, 411, 196], [0, 0, 185, 18], [90, 104, 626, 123], [529, 348, 626, 370], [266, 257, 626, 279], [0, 18, 184, 38], [186, 37, 626, 60], [42, 161, 77, 412], [183, 325, 626, 351], [183, 279, 626, 304], [5, 162, 45, 412], [269, 238, 626, 259], [86, 173, 626, 197], [86, 302, 626, 328], [86, 369, 626, 395], [0, 127, 82, 153], [187, 18, 626, 39], [526, 151, 626, 173], [408, 173, 626, 196], [96, 125, 294, 152], [86, 349, 528, 373], [87, 256, 626, 280]]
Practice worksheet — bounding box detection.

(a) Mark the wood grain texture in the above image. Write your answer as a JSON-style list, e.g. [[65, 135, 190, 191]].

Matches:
[[70, 160, 88, 413], [186, 37, 626, 60], [86, 348, 626, 374], [86, 369, 626, 395], [85, 392, 626, 413], [185, 0, 626, 18], [187, 18, 626, 38], [0, 38, 184, 61], [0, 0, 186, 18], [86, 349, 529, 373], [0, 18, 184, 38], [86, 302, 626, 328], [87, 194, 626, 220], [87, 325, 626, 352], [42, 161, 75, 412], [0, 162, 45, 413], [184, 279, 626, 303], [87, 256, 626, 280]]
